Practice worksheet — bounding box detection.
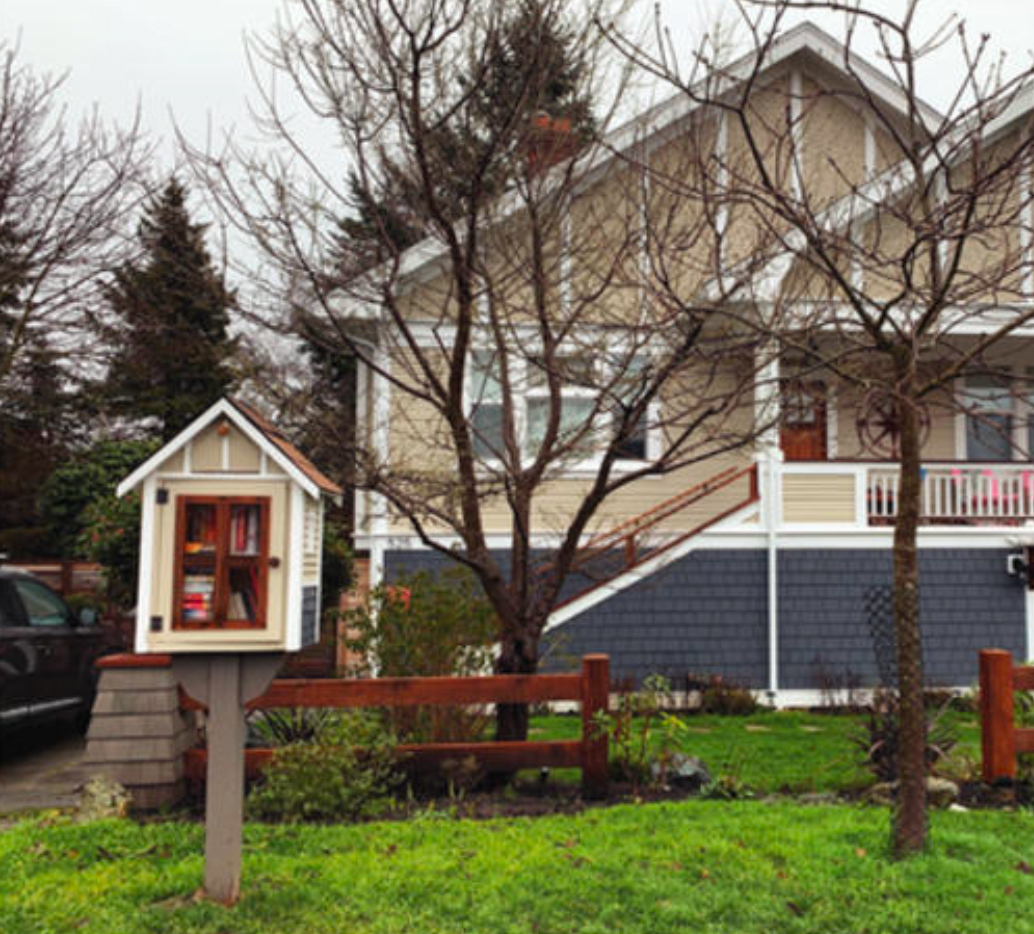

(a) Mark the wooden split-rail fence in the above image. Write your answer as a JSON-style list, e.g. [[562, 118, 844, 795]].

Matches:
[[979, 649, 1034, 784], [182, 654, 610, 797]]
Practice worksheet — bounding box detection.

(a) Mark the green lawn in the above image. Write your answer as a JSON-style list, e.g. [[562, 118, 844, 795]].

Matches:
[[3, 801, 1034, 933], [529, 710, 984, 794]]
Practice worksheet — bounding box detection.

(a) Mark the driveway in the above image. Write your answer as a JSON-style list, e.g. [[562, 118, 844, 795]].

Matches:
[[0, 722, 86, 815]]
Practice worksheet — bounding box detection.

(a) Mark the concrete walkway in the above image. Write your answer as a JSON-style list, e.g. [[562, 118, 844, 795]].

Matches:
[[0, 724, 88, 815]]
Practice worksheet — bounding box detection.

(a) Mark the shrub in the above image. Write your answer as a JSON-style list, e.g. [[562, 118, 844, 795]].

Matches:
[[246, 711, 403, 822], [39, 439, 158, 557], [247, 708, 345, 747], [343, 567, 497, 743], [698, 676, 758, 716], [594, 675, 688, 794], [78, 492, 142, 609], [853, 687, 957, 784]]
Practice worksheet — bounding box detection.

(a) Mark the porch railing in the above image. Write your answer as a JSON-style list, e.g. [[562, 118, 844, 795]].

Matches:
[[867, 464, 1034, 524], [776, 460, 1034, 527]]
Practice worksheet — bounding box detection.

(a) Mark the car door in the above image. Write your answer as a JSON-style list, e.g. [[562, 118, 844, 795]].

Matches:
[[0, 579, 36, 729], [7, 577, 83, 721]]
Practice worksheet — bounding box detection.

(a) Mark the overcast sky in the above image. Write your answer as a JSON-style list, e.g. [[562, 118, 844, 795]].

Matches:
[[5, 0, 1033, 175]]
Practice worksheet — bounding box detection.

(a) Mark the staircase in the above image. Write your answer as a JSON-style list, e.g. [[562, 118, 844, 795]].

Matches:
[[548, 463, 759, 619]]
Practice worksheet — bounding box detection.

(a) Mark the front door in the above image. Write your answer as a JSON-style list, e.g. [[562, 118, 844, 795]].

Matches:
[[781, 381, 828, 461]]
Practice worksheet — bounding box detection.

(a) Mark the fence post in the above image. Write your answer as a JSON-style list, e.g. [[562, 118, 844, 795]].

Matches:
[[581, 654, 609, 799], [980, 649, 1016, 784]]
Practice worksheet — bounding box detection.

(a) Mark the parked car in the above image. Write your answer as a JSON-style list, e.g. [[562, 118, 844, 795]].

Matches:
[[0, 566, 107, 735]]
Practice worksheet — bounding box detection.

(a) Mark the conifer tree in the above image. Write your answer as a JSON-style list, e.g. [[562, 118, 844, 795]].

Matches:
[[102, 178, 235, 440]]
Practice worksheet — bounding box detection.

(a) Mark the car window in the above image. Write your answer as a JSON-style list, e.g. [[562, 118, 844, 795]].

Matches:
[[12, 579, 71, 628], [0, 581, 24, 627]]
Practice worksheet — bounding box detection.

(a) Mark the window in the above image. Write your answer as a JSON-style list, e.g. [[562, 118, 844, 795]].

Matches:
[[470, 350, 505, 459], [612, 355, 651, 460], [964, 375, 1014, 461], [526, 354, 598, 458], [173, 496, 270, 630], [12, 580, 70, 628], [468, 349, 654, 467]]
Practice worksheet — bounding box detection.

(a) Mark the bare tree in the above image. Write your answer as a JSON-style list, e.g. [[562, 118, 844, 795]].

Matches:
[[0, 39, 150, 386], [185, 0, 776, 742], [609, 0, 1034, 853]]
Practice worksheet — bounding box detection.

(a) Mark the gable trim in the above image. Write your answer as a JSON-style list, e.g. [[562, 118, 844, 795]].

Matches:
[[116, 398, 324, 500]]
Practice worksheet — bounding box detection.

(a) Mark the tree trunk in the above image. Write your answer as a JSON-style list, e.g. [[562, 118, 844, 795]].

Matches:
[[494, 629, 539, 741], [891, 381, 928, 857]]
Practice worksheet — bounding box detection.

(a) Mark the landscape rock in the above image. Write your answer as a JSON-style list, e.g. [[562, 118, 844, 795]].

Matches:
[[653, 754, 710, 791], [75, 776, 131, 822], [925, 777, 960, 808], [863, 777, 960, 808]]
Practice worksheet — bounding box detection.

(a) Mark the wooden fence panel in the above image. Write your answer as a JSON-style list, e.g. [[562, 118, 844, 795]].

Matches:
[[181, 655, 609, 797]]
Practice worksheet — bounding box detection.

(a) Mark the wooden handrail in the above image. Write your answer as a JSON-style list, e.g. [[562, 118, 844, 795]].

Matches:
[[549, 463, 756, 580], [552, 489, 760, 613]]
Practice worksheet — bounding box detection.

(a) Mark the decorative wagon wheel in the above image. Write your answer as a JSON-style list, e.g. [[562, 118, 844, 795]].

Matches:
[[855, 387, 931, 457]]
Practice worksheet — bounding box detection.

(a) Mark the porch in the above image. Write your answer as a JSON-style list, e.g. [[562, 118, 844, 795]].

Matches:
[[775, 460, 1034, 528]]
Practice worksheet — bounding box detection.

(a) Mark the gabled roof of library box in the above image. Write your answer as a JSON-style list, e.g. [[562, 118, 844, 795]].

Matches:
[[116, 397, 343, 500]]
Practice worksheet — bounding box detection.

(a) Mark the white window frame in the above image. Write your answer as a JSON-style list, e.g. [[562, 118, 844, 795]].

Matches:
[[466, 347, 661, 476], [954, 371, 1034, 462]]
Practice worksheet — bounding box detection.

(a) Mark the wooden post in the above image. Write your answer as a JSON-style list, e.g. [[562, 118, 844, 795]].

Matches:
[[980, 649, 1016, 784], [581, 654, 609, 799], [203, 656, 246, 905], [623, 536, 636, 568], [173, 653, 282, 905]]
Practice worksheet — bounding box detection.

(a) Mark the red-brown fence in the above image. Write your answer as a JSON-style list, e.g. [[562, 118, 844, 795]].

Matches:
[[182, 654, 610, 797], [7, 560, 104, 595], [979, 649, 1034, 782]]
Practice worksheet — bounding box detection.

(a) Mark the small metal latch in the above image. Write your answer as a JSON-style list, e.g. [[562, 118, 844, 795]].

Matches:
[[269, 557, 281, 569], [150, 615, 163, 632]]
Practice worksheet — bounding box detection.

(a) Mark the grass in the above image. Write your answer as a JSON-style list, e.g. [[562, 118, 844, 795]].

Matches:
[[3, 800, 1034, 933], [529, 709, 984, 794]]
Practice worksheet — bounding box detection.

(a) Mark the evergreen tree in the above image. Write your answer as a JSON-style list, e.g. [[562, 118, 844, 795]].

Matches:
[[332, 0, 596, 274], [0, 335, 83, 557], [102, 178, 235, 441]]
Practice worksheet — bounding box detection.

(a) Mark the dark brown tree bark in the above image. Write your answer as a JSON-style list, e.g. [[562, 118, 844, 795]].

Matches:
[[890, 357, 927, 856]]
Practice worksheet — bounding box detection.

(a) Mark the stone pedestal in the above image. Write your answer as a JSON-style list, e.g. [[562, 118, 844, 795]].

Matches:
[[79, 654, 197, 810]]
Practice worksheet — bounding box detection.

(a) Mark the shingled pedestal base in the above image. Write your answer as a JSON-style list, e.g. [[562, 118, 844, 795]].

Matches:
[[80, 654, 197, 810]]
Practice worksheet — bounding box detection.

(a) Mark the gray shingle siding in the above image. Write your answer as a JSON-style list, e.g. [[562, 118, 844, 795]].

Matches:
[[543, 550, 769, 687], [779, 549, 1025, 689], [382, 545, 1026, 691]]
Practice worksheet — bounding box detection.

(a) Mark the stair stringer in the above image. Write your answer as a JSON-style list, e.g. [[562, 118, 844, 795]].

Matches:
[[543, 499, 761, 634]]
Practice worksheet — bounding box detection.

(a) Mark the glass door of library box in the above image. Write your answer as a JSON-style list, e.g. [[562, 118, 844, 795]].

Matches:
[[172, 496, 270, 630]]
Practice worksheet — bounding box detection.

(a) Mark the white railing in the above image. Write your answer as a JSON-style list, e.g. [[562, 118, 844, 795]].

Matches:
[[868, 464, 1034, 524]]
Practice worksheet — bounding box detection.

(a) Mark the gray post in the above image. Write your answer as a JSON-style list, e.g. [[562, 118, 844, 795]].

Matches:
[[205, 656, 246, 904], [173, 653, 281, 905]]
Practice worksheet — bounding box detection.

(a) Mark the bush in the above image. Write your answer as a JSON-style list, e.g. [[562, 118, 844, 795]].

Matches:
[[594, 675, 688, 794], [246, 711, 403, 823], [343, 567, 497, 743], [39, 439, 158, 557], [320, 519, 353, 613], [78, 492, 142, 609], [247, 708, 345, 747], [853, 688, 957, 784], [697, 676, 758, 715]]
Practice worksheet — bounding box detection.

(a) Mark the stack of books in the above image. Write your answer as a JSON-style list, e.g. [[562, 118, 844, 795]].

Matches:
[[183, 574, 214, 622]]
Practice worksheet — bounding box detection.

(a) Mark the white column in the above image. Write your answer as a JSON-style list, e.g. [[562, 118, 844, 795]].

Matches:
[[754, 341, 782, 700]]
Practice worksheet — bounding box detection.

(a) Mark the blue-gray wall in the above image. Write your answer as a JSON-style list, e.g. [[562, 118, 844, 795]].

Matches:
[[383, 546, 1026, 691]]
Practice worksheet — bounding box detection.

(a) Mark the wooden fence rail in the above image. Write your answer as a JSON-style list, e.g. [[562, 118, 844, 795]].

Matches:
[[979, 649, 1034, 783], [182, 654, 610, 798]]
